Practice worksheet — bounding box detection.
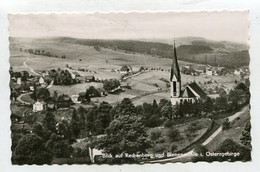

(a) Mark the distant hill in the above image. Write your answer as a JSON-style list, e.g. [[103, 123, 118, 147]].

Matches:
[[11, 37, 250, 68]]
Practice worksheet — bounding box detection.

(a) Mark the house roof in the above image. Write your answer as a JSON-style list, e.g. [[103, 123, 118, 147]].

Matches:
[[187, 82, 207, 97], [57, 95, 71, 101], [97, 88, 106, 92], [72, 72, 80, 76], [35, 101, 47, 105], [78, 92, 86, 96], [120, 65, 132, 71], [85, 76, 94, 79]]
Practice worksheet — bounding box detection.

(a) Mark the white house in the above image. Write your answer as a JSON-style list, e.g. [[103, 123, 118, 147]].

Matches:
[[17, 77, 22, 85], [39, 77, 45, 84], [33, 101, 47, 112], [71, 95, 81, 104]]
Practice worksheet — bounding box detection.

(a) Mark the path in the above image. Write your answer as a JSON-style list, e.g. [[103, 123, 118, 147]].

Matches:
[[17, 93, 31, 105], [144, 105, 249, 163], [23, 58, 40, 76]]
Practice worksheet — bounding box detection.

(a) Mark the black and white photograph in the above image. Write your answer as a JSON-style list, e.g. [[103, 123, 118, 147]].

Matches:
[[8, 11, 251, 165]]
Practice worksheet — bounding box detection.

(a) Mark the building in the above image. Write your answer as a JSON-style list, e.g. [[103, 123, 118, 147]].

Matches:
[[39, 77, 45, 84], [85, 76, 95, 82], [56, 95, 72, 109], [120, 65, 132, 74], [71, 71, 81, 79], [96, 88, 107, 96], [71, 95, 81, 104], [33, 101, 47, 112], [170, 41, 206, 105]]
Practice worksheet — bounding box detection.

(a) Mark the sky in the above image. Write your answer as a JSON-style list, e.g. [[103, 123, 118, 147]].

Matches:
[[9, 11, 249, 43]]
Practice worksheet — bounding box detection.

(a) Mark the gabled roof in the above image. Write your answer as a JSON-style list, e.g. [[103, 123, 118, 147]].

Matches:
[[72, 71, 81, 76], [120, 65, 132, 71], [170, 41, 181, 82], [85, 76, 95, 79], [180, 87, 196, 98], [187, 82, 207, 97]]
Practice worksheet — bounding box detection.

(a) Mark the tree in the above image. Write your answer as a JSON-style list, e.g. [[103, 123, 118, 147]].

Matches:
[[215, 96, 228, 112], [103, 79, 120, 92], [32, 123, 50, 140], [56, 119, 71, 139], [98, 115, 150, 156], [70, 109, 81, 138], [167, 128, 182, 142], [160, 102, 172, 119], [36, 87, 50, 101], [12, 134, 53, 165], [53, 91, 58, 101], [240, 122, 251, 149], [86, 86, 101, 97], [222, 118, 231, 130], [97, 99, 150, 156], [45, 133, 72, 158], [43, 112, 57, 133]]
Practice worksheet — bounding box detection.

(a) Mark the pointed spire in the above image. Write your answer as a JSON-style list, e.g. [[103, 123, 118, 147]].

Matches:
[[170, 38, 181, 82]]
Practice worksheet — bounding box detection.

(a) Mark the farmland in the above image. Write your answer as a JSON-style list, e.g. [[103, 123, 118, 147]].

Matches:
[[9, 37, 244, 105]]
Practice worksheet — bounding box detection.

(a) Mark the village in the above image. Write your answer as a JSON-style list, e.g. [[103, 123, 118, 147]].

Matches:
[[9, 39, 251, 164]]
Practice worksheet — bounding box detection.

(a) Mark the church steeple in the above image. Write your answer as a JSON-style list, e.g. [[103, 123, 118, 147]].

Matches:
[[170, 39, 182, 99], [170, 39, 181, 82]]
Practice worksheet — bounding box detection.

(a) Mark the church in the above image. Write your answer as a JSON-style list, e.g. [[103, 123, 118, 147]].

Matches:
[[170, 41, 207, 105]]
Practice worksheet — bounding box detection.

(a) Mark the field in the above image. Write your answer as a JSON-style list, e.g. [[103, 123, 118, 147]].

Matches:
[[10, 38, 243, 106]]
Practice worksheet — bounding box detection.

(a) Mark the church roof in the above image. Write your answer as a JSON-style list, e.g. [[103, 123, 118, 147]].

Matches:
[[170, 41, 181, 82], [187, 82, 207, 97], [180, 82, 207, 98]]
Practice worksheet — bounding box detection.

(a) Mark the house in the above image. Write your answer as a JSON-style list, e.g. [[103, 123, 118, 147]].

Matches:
[[120, 65, 132, 74], [97, 88, 107, 96], [78, 92, 87, 102], [17, 77, 22, 85], [42, 71, 49, 77], [71, 71, 81, 79], [194, 65, 206, 74], [39, 77, 45, 84], [46, 98, 56, 110], [56, 95, 72, 109], [33, 101, 47, 112], [78, 67, 88, 72], [234, 69, 242, 76], [85, 76, 95, 82], [170, 41, 207, 105], [29, 86, 35, 92], [206, 70, 213, 76], [77, 76, 86, 83], [71, 95, 81, 104]]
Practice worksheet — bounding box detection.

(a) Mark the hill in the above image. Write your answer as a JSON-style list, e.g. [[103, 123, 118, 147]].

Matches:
[[10, 37, 250, 68]]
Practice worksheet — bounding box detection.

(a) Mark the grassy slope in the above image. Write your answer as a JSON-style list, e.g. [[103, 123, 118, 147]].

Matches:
[[205, 110, 250, 151]]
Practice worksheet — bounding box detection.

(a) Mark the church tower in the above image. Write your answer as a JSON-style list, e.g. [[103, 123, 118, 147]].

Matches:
[[170, 40, 181, 105]]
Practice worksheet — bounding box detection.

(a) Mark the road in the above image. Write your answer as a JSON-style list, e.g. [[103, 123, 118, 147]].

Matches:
[[17, 93, 31, 105], [144, 105, 249, 163], [23, 58, 40, 76]]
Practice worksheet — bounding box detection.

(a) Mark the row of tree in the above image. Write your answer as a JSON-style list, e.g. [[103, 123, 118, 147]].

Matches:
[[20, 48, 66, 59]]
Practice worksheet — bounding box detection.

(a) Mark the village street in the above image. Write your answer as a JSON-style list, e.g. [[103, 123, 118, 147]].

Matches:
[[143, 105, 250, 163]]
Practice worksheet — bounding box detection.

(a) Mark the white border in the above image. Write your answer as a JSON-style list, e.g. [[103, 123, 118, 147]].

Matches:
[[1, 0, 260, 172]]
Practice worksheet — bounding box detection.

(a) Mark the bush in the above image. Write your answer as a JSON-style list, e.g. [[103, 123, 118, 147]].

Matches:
[[150, 129, 162, 142], [170, 144, 178, 152], [167, 128, 182, 142], [222, 118, 231, 130], [164, 119, 174, 128]]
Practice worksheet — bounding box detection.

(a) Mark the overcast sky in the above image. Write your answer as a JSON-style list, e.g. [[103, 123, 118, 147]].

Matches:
[[9, 11, 249, 43]]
